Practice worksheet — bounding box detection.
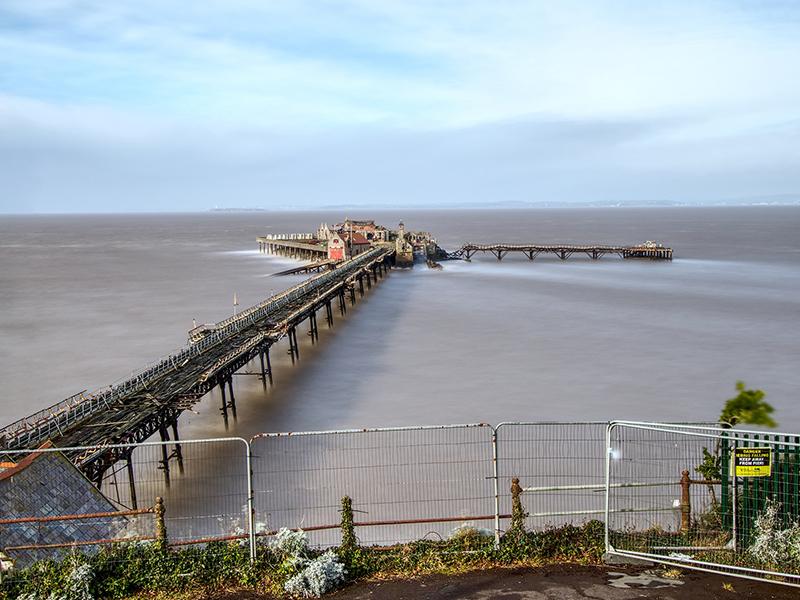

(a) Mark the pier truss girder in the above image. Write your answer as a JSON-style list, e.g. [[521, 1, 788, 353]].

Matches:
[[449, 243, 672, 262]]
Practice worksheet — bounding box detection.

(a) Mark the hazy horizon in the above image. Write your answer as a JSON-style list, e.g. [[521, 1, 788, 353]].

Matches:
[[5, 200, 800, 216]]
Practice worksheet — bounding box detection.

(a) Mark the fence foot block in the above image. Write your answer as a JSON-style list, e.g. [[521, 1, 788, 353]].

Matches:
[[603, 552, 654, 566]]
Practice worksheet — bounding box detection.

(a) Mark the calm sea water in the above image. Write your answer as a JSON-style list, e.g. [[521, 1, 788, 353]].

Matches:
[[1, 207, 799, 435]]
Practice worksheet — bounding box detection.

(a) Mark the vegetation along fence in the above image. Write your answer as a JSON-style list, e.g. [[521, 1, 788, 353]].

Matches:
[[3, 421, 799, 587]]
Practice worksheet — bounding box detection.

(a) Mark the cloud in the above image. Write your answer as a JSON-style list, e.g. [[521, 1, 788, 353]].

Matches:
[[2, 95, 798, 213], [1, 1, 799, 211], [3, 1, 800, 127]]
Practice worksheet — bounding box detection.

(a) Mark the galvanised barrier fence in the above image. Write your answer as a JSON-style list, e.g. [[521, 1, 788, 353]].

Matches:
[[0, 438, 253, 568], [251, 424, 496, 548], [4, 421, 800, 588], [605, 421, 800, 587], [495, 422, 609, 530]]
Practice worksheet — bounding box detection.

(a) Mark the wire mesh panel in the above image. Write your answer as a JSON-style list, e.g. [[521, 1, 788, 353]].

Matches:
[[251, 424, 495, 547], [0, 438, 251, 568], [606, 422, 800, 587], [496, 422, 609, 531]]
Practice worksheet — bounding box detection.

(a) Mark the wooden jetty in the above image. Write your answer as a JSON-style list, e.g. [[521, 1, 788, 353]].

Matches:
[[450, 242, 673, 261], [0, 247, 395, 495]]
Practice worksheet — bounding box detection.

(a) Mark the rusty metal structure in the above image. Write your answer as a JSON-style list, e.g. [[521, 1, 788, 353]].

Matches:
[[0, 247, 395, 489], [450, 242, 673, 261]]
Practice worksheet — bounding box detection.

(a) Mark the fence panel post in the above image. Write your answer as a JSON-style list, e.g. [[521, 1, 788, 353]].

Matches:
[[245, 438, 256, 563], [604, 421, 613, 553], [492, 426, 500, 549]]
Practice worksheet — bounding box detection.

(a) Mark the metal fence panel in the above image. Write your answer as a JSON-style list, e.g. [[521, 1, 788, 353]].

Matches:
[[251, 424, 495, 547], [0, 438, 251, 568], [496, 422, 609, 531], [606, 421, 800, 587]]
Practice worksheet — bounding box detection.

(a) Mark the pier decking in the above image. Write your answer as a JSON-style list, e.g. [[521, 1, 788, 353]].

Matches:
[[257, 236, 327, 260], [271, 260, 336, 276], [450, 243, 673, 261]]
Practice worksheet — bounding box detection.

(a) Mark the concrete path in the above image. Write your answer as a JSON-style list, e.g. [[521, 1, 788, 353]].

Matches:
[[326, 565, 797, 600]]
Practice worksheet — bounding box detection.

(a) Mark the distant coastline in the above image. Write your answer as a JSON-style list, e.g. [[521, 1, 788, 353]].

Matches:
[[208, 197, 800, 212]]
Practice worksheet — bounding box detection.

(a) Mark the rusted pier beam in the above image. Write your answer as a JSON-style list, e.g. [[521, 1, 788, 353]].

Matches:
[[451, 243, 673, 261]]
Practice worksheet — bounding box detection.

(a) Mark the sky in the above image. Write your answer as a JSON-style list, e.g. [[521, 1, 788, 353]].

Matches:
[[1, 0, 799, 213]]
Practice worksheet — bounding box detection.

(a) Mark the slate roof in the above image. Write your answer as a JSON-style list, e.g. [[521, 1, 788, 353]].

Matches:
[[0, 447, 122, 568]]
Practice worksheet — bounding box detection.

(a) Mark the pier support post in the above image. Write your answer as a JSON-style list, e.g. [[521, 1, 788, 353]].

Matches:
[[288, 327, 297, 361], [325, 301, 333, 327], [266, 346, 273, 384], [126, 455, 138, 510], [220, 381, 229, 428], [308, 311, 318, 343], [227, 377, 237, 420], [158, 426, 171, 488], [358, 276, 365, 296], [171, 421, 184, 475], [259, 351, 268, 389], [349, 286, 356, 305]]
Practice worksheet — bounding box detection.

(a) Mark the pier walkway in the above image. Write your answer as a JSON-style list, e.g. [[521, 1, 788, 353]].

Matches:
[[257, 236, 327, 260], [0, 247, 394, 487], [450, 243, 673, 261]]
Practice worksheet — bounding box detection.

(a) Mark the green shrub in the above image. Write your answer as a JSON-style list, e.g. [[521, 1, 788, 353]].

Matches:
[[1, 521, 607, 599]]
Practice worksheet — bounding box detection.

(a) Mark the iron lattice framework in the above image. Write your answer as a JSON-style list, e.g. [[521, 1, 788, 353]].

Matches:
[[0, 248, 395, 484], [449, 243, 673, 261]]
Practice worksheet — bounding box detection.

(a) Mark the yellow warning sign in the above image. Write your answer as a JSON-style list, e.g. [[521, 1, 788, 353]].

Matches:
[[733, 447, 772, 477]]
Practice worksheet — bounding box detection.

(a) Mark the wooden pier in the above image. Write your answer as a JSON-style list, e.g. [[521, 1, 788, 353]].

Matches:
[[450, 242, 673, 261], [0, 247, 395, 494]]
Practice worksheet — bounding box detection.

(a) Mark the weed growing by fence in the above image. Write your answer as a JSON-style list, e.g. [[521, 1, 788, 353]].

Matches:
[[0, 521, 607, 599], [748, 499, 800, 571], [269, 529, 347, 597], [284, 551, 347, 598]]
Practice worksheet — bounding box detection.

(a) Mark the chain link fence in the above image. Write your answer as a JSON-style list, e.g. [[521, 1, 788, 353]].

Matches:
[[605, 421, 800, 587]]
